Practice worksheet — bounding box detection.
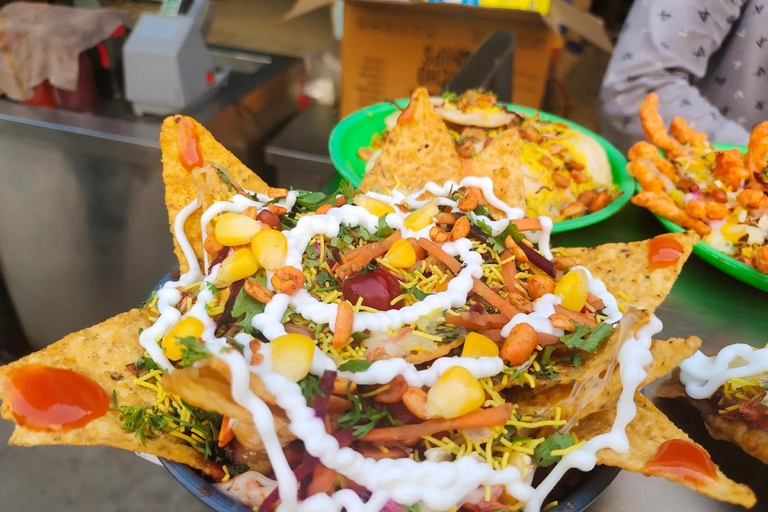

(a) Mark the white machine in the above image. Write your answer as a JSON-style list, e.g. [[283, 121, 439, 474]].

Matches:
[[123, 0, 229, 115]]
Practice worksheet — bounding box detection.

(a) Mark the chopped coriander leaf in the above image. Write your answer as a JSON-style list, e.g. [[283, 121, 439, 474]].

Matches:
[[305, 244, 322, 267], [206, 282, 220, 295], [313, 268, 339, 292], [136, 355, 160, 372], [331, 224, 357, 249], [406, 284, 430, 301], [473, 204, 493, 218], [534, 365, 558, 380], [571, 353, 584, 368], [140, 291, 157, 308], [216, 168, 236, 192], [540, 346, 555, 366], [375, 215, 394, 239], [298, 374, 325, 403], [281, 307, 297, 324], [228, 463, 250, 477], [296, 191, 333, 211], [177, 336, 211, 367], [336, 179, 357, 203], [351, 332, 370, 342], [338, 393, 401, 437], [337, 359, 373, 373], [231, 285, 266, 333], [534, 433, 575, 467], [559, 322, 614, 354]]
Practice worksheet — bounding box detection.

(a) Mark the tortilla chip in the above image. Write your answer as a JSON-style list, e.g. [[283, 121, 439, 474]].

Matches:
[[574, 394, 756, 508], [518, 332, 701, 421], [359, 88, 464, 194], [658, 371, 768, 464], [467, 129, 527, 210], [159, 115, 269, 273], [0, 310, 207, 472], [554, 231, 699, 311]]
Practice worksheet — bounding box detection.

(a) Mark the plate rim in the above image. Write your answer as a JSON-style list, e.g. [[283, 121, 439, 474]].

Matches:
[[328, 100, 633, 235]]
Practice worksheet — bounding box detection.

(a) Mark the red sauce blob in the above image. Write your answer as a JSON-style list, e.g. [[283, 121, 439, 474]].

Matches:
[[642, 439, 717, 486], [5, 365, 110, 431], [398, 101, 416, 124], [341, 268, 403, 311], [176, 116, 203, 171], [648, 234, 684, 271]]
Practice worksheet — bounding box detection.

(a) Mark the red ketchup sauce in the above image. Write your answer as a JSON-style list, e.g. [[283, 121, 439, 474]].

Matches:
[[647, 234, 684, 271], [176, 116, 203, 171], [642, 439, 717, 486], [5, 365, 110, 431]]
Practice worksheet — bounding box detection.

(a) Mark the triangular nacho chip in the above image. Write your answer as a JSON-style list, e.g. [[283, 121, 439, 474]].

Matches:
[[160, 115, 269, 273], [659, 371, 768, 464], [359, 88, 464, 194], [573, 393, 756, 508], [466, 128, 527, 210], [553, 231, 699, 311], [0, 310, 209, 473]]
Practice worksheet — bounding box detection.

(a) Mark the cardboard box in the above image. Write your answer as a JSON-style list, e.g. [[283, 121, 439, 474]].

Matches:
[[285, 0, 611, 117]]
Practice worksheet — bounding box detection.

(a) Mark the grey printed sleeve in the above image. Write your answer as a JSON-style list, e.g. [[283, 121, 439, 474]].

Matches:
[[599, 0, 750, 152]]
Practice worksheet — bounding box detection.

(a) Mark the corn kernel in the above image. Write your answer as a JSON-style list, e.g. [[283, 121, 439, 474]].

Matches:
[[385, 239, 417, 268], [426, 366, 485, 419], [270, 333, 315, 382], [720, 223, 744, 243], [162, 317, 205, 361], [554, 268, 588, 312], [354, 195, 395, 217], [215, 248, 259, 287], [214, 212, 262, 246], [251, 230, 288, 271], [404, 200, 439, 231], [461, 332, 500, 358]]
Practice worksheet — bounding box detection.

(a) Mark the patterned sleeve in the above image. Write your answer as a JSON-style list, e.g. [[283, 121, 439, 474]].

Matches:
[[599, 0, 749, 152]]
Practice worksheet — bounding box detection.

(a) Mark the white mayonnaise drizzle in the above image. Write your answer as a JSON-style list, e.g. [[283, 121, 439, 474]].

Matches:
[[679, 344, 768, 400], [139, 177, 658, 512]]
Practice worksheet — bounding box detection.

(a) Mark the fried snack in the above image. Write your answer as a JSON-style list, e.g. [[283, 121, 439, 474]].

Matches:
[[159, 115, 270, 273], [359, 88, 464, 194], [574, 394, 756, 508], [627, 141, 679, 181], [745, 120, 768, 177], [466, 128, 527, 210], [627, 158, 666, 193], [0, 310, 210, 473], [669, 117, 708, 147], [631, 191, 711, 236], [638, 93, 686, 158], [554, 231, 699, 311], [658, 370, 768, 464]]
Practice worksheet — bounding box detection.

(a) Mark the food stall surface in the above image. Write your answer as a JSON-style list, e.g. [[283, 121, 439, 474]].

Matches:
[[0, 47, 301, 351], [0, 195, 765, 511]]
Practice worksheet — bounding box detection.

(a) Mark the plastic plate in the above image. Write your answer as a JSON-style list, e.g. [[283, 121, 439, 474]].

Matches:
[[161, 457, 620, 512], [328, 101, 633, 234], [637, 143, 768, 292]]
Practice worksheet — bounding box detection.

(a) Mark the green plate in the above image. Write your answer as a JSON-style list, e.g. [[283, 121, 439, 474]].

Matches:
[[639, 143, 768, 292], [329, 101, 633, 234]]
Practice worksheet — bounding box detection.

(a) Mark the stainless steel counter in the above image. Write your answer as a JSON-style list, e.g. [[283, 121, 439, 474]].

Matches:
[[0, 48, 301, 348], [553, 204, 768, 512]]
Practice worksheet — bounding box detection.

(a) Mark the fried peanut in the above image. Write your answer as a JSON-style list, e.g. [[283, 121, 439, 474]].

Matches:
[[204, 225, 225, 255], [457, 193, 479, 212], [316, 203, 332, 214], [561, 201, 586, 218], [402, 387, 428, 420], [549, 313, 575, 331], [257, 209, 281, 229], [505, 236, 528, 263], [528, 275, 555, 300], [588, 190, 610, 213], [553, 256, 576, 271], [449, 216, 470, 241], [500, 322, 538, 366], [711, 187, 728, 203], [271, 266, 305, 295], [552, 171, 570, 188], [268, 203, 288, 216], [249, 339, 263, 365], [430, 225, 449, 243], [507, 291, 533, 314], [435, 212, 458, 225]]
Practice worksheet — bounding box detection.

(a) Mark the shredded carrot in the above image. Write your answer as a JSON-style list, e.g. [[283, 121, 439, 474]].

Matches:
[[336, 232, 402, 279], [472, 279, 519, 319], [363, 404, 513, 442], [373, 375, 408, 403], [308, 465, 338, 496], [418, 237, 517, 318], [218, 416, 235, 448], [406, 237, 426, 260], [510, 218, 543, 231], [500, 249, 521, 291], [316, 203, 332, 214], [328, 395, 352, 414], [554, 305, 597, 328], [445, 312, 509, 329], [332, 300, 354, 348]]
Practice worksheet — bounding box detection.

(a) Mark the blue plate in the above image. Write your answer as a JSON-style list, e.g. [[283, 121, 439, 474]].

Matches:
[[153, 274, 620, 511]]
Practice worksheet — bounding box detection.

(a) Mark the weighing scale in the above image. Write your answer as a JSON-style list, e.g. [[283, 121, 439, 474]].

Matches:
[[123, 0, 229, 115]]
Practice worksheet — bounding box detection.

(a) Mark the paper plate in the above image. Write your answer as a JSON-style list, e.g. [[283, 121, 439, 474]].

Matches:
[[328, 100, 633, 234]]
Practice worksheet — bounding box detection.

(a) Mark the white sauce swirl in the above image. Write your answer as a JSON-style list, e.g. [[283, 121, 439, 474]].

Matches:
[[140, 177, 662, 512], [679, 345, 768, 400]]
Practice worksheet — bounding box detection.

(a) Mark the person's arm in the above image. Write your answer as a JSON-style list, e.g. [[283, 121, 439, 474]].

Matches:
[[599, 0, 749, 152]]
